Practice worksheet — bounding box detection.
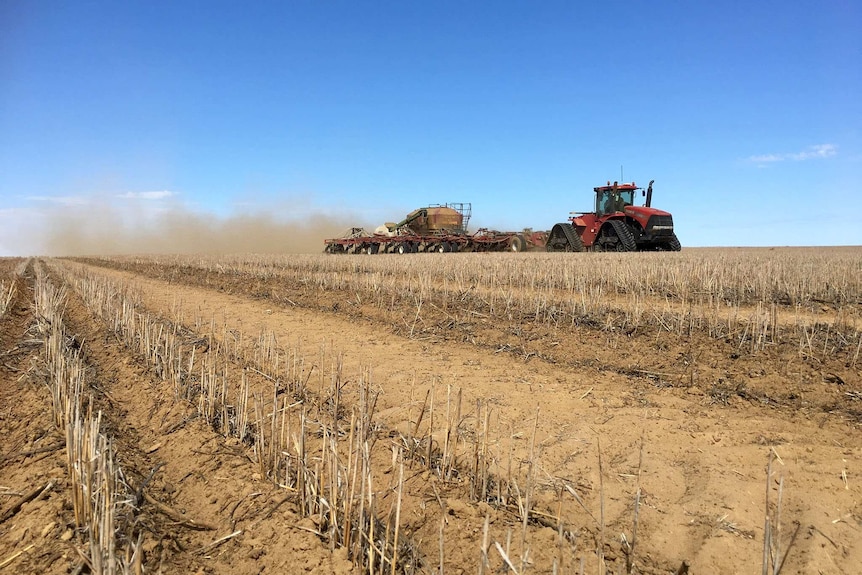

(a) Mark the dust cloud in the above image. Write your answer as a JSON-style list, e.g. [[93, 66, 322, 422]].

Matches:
[[39, 203, 364, 256]]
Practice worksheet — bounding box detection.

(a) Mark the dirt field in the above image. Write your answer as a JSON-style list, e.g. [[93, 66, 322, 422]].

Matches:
[[1, 249, 860, 574]]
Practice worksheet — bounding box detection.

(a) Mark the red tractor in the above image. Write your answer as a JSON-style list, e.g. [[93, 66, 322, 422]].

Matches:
[[546, 180, 681, 252]]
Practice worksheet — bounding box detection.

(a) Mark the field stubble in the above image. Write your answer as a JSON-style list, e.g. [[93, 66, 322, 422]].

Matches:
[[1, 248, 860, 574]]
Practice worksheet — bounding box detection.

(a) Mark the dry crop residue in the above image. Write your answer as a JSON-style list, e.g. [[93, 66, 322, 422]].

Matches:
[[2, 249, 861, 574], [0, 259, 355, 574]]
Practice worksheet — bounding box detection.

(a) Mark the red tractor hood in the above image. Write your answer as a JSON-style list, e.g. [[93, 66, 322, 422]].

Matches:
[[623, 205, 671, 226]]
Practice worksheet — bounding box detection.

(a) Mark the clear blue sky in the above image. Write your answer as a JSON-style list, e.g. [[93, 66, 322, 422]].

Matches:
[[1, 1, 860, 255]]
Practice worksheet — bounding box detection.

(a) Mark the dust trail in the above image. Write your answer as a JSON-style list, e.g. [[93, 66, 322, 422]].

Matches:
[[39, 204, 364, 256]]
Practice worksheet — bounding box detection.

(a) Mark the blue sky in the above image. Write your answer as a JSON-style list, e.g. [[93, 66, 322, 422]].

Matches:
[[1, 1, 860, 255]]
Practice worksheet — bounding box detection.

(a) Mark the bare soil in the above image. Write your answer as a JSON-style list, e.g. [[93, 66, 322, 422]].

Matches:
[[1, 253, 860, 574]]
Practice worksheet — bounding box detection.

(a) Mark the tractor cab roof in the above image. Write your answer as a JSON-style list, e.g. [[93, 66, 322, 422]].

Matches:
[[594, 181, 641, 193]]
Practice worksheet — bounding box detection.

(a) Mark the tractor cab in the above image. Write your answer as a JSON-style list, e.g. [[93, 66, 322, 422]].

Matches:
[[595, 182, 638, 216]]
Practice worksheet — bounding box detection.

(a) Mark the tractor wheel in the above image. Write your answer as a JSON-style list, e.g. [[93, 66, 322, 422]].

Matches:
[[608, 220, 637, 252], [546, 223, 585, 252], [367, 243, 379, 255], [667, 234, 682, 251], [511, 234, 527, 252], [396, 243, 410, 254], [435, 243, 447, 253]]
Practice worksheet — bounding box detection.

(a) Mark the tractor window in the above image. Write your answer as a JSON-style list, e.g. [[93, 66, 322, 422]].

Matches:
[[597, 189, 634, 215]]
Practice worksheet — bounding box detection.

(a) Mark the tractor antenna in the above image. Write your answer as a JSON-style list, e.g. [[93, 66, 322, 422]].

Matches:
[[620, 165, 624, 183]]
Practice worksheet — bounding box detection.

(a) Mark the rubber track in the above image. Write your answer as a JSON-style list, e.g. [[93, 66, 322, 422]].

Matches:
[[549, 223, 585, 252], [608, 220, 637, 251]]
